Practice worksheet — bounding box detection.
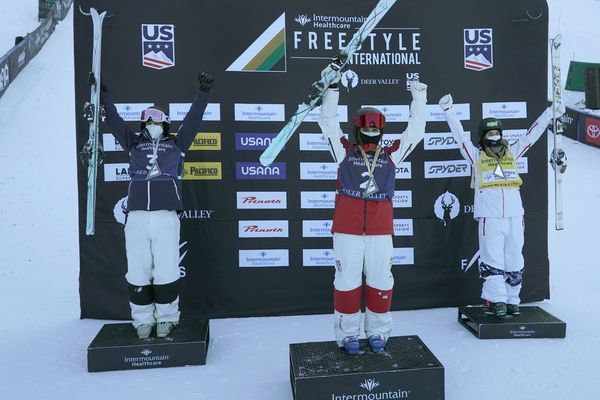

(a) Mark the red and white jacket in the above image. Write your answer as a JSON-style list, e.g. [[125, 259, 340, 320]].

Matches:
[[318, 88, 427, 235], [443, 107, 553, 219]]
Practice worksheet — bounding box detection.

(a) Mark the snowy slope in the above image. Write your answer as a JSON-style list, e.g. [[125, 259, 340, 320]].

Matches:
[[0, 0, 40, 56], [0, 2, 599, 400]]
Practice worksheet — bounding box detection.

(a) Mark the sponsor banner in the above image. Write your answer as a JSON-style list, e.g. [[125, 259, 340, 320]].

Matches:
[[141, 24, 175, 70], [239, 250, 289, 267], [517, 157, 528, 174], [395, 162, 412, 179], [177, 209, 215, 219], [464, 28, 493, 71], [303, 249, 335, 267], [304, 105, 348, 122], [103, 133, 124, 151], [236, 162, 286, 180], [434, 191, 461, 226], [115, 103, 155, 121], [425, 132, 458, 150], [169, 103, 221, 121], [302, 220, 333, 237], [235, 133, 278, 151], [299, 133, 329, 151], [300, 191, 336, 209], [393, 190, 412, 208], [236, 191, 287, 209], [238, 220, 289, 238], [427, 103, 471, 121], [183, 162, 222, 180], [482, 102, 527, 119], [379, 134, 402, 148], [104, 163, 131, 182], [424, 160, 471, 179], [392, 248, 415, 265], [502, 129, 527, 144], [234, 103, 285, 121], [0, 56, 10, 98], [300, 162, 338, 180], [584, 116, 600, 147], [362, 105, 409, 122], [393, 219, 414, 236], [189, 132, 221, 151]]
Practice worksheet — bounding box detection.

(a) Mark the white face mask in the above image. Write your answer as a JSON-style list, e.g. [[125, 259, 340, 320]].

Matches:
[[486, 134, 501, 142], [146, 124, 163, 140], [360, 128, 381, 137]]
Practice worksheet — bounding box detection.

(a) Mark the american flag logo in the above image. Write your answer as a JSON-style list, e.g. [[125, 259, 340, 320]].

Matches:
[[141, 24, 175, 70], [464, 28, 493, 71]]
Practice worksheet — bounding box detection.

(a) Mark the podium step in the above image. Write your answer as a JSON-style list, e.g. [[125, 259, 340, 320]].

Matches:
[[290, 335, 444, 400], [458, 306, 566, 339], [87, 319, 209, 372]]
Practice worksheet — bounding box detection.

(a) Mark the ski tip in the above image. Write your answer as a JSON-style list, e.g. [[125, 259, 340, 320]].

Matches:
[[259, 154, 274, 167]]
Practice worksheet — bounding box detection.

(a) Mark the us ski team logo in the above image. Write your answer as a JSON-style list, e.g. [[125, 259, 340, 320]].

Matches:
[[226, 13, 286, 72], [141, 24, 175, 70], [464, 28, 493, 71]]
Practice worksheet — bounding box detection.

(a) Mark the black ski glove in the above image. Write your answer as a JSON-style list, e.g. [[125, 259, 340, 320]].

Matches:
[[88, 72, 108, 93], [198, 72, 214, 93]]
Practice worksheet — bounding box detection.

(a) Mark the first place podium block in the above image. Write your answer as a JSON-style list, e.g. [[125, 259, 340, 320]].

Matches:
[[290, 336, 444, 400], [458, 306, 566, 339], [87, 319, 209, 372]]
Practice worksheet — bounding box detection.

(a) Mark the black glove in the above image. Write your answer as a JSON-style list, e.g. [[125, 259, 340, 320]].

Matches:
[[198, 72, 214, 93], [88, 72, 108, 93]]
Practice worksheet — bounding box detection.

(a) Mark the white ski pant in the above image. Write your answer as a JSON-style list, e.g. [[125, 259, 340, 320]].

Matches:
[[125, 210, 181, 327], [333, 233, 394, 345], [478, 216, 524, 305]]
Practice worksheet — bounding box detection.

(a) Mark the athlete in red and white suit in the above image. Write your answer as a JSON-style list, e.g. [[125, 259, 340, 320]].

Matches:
[[318, 67, 427, 351]]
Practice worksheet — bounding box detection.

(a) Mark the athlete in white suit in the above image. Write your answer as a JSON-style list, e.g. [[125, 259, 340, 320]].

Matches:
[[439, 94, 564, 317]]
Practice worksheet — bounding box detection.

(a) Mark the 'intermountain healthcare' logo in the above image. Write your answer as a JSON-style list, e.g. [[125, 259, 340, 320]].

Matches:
[[142, 24, 175, 70], [464, 28, 493, 71], [227, 13, 286, 72]]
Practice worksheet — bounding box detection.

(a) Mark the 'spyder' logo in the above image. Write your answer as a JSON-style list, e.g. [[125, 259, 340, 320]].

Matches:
[[434, 191, 460, 227], [464, 28, 493, 71], [142, 24, 175, 70], [227, 13, 286, 72]]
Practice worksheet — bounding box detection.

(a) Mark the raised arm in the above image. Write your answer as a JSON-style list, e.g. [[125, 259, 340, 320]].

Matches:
[[177, 73, 212, 151], [511, 103, 563, 159], [317, 65, 346, 164], [439, 94, 478, 165], [391, 81, 428, 164]]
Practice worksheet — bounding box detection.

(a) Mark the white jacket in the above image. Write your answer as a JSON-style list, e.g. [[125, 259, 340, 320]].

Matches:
[[443, 107, 553, 219]]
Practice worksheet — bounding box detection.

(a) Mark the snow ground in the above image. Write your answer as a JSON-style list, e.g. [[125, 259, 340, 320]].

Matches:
[[0, 0, 40, 56], [0, 2, 599, 399]]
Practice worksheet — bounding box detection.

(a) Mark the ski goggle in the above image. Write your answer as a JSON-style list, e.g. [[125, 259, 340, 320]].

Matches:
[[352, 112, 386, 129], [140, 108, 170, 123]]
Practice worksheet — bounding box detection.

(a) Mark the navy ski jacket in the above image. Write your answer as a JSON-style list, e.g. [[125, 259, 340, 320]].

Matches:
[[100, 89, 209, 211]]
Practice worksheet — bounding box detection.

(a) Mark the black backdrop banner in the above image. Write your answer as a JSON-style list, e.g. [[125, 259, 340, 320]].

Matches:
[[74, 0, 550, 320]]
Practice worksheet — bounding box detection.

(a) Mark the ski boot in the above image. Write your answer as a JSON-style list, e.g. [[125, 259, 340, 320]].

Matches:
[[485, 300, 508, 318], [341, 336, 360, 355], [506, 304, 521, 315], [156, 321, 177, 338], [368, 334, 386, 353], [136, 324, 153, 339]]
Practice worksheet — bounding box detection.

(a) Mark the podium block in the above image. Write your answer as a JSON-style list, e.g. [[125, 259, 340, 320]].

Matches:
[[290, 336, 444, 400], [458, 306, 566, 339], [87, 319, 209, 372]]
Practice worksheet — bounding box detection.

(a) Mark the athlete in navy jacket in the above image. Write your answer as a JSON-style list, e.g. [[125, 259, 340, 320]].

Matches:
[[90, 72, 213, 338]]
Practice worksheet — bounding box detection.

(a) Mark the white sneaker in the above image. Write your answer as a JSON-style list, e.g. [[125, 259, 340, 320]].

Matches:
[[156, 321, 177, 338], [136, 324, 153, 339]]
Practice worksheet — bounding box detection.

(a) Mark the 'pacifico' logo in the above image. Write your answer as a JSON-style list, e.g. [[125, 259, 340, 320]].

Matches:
[[189, 133, 221, 151], [183, 162, 222, 180]]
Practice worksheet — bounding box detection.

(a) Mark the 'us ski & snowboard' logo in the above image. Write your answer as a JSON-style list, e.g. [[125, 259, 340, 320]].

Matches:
[[464, 28, 493, 71], [142, 24, 175, 70], [227, 13, 286, 72]]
